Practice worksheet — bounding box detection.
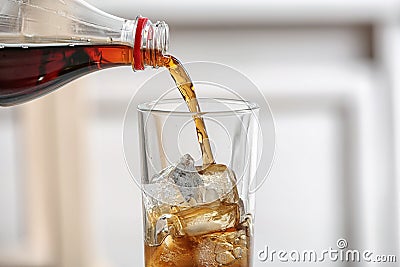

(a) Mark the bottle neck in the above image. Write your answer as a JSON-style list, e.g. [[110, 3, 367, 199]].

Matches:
[[122, 17, 169, 71]]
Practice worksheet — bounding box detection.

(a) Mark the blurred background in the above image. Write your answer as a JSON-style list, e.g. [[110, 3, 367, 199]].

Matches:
[[0, 0, 399, 266]]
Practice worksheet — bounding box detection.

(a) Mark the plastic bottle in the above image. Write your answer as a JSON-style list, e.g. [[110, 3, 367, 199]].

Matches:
[[0, 0, 169, 106]]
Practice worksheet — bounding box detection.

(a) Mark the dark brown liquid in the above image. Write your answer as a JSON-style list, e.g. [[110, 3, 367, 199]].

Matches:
[[145, 220, 251, 267], [0, 44, 214, 164], [161, 55, 215, 167], [144, 198, 252, 267], [0, 45, 133, 106]]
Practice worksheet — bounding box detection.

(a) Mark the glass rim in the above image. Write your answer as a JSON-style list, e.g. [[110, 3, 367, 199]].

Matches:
[[137, 97, 260, 116]]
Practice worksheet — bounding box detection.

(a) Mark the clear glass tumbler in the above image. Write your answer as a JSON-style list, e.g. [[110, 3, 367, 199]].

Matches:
[[137, 98, 260, 267]]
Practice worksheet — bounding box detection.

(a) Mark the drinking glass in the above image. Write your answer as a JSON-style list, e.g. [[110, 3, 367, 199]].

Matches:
[[137, 98, 260, 267]]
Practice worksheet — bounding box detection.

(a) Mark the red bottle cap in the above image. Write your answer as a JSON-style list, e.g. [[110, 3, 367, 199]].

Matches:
[[133, 17, 148, 70]]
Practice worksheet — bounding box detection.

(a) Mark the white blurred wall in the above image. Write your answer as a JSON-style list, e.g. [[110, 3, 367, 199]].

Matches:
[[0, 1, 399, 266]]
